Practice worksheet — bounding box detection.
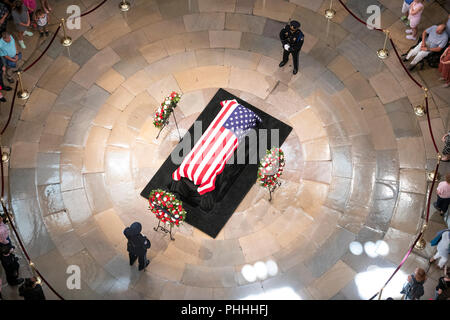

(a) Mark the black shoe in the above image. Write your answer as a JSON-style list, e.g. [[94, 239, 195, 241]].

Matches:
[[293, 69, 298, 75], [279, 60, 287, 68], [0, 96, 6, 102], [39, 32, 44, 38], [402, 57, 408, 62], [3, 86, 12, 91], [45, 31, 49, 37], [408, 64, 416, 71], [129, 257, 137, 266], [139, 260, 150, 271]]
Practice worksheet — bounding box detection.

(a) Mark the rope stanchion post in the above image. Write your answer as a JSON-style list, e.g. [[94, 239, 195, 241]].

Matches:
[[16, 72, 29, 100], [119, 0, 131, 12], [377, 29, 390, 60], [60, 18, 72, 47], [324, 0, 336, 19]]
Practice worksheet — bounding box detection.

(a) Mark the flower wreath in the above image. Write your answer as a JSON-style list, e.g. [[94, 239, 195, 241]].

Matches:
[[149, 189, 186, 227], [153, 91, 182, 128], [257, 147, 285, 189]]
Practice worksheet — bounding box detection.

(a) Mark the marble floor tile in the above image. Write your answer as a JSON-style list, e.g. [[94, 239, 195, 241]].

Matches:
[[301, 137, 330, 162], [327, 55, 357, 81], [83, 126, 111, 173], [225, 13, 266, 34], [224, 49, 261, 70], [307, 259, 356, 300], [84, 15, 132, 50], [174, 66, 230, 93], [93, 103, 122, 129], [289, 107, 327, 142], [156, 0, 199, 19], [37, 56, 80, 95], [184, 12, 225, 32], [210, 30, 242, 49], [390, 191, 424, 235], [105, 86, 135, 111], [198, 0, 236, 12], [384, 97, 421, 138], [20, 88, 58, 124], [228, 67, 277, 99], [399, 168, 426, 195], [95, 68, 126, 94], [253, 0, 296, 22], [10, 142, 39, 169], [62, 188, 93, 227], [369, 71, 407, 104], [397, 137, 426, 170]]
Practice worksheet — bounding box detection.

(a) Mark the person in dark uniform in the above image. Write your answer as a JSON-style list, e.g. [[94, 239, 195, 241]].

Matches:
[[0, 245, 23, 286], [279, 20, 304, 75], [19, 277, 46, 300], [123, 222, 151, 271]]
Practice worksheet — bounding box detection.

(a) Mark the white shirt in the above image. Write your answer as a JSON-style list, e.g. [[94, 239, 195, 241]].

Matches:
[[437, 230, 450, 257]]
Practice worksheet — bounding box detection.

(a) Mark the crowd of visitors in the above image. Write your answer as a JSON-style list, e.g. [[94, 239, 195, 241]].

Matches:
[[0, 0, 52, 103], [401, 0, 450, 87]]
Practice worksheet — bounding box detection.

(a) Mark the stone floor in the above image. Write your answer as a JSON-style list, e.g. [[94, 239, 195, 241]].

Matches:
[[0, 0, 449, 300]]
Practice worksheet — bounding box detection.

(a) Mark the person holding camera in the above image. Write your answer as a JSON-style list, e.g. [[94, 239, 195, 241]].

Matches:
[[0, 245, 23, 286], [19, 277, 46, 300], [123, 222, 151, 271]]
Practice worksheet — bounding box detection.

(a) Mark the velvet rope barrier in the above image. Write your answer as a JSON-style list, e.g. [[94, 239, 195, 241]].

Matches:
[[425, 96, 440, 154], [0, 81, 18, 135], [80, 0, 108, 17], [337, 0, 383, 32], [22, 25, 61, 73]]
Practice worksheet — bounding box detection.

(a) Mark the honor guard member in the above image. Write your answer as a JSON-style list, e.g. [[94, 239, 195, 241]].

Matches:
[[123, 222, 151, 271], [279, 20, 304, 74]]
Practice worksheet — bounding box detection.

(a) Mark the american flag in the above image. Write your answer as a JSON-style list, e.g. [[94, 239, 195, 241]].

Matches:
[[172, 99, 262, 195]]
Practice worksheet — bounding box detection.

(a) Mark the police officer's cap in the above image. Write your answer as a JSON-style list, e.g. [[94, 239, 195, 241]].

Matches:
[[290, 20, 301, 29]]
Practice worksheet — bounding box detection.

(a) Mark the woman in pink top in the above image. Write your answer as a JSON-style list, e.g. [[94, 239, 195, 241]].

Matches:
[[406, 0, 424, 41], [434, 173, 450, 216]]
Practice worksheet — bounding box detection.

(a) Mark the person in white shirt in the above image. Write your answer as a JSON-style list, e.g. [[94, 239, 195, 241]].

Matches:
[[430, 230, 450, 269]]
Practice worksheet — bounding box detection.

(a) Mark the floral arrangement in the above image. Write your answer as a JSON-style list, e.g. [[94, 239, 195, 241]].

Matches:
[[257, 147, 285, 189], [149, 189, 186, 227], [153, 91, 182, 128]]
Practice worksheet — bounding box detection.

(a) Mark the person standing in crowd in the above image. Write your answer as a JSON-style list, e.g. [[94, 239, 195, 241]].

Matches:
[[0, 1, 9, 35], [123, 222, 151, 271], [433, 173, 450, 215], [441, 131, 450, 161], [401, 0, 414, 25], [39, 0, 51, 13], [33, 8, 48, 37], [0, 245, 23, 286], [19, 277, 46, 300], [403, 23, 448, 71], [22, 0, 36, 29], [279, 20, 304, 75], [406, 0, 424, 41], [11, 0, 33, 49], [435, 267, 450, 300], [0, 55, 12, 102], [0, 215, 12, 249], [0, 31, 22, 83], [439, 46, 450, 88], [400, 267, 426, 300], [430, 228, 450, 269]]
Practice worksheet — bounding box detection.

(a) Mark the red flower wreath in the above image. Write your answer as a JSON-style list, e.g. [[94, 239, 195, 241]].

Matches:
[[149, 189, 186, 227], [257, 147, 285, 189], [153, 92, 182, 128]]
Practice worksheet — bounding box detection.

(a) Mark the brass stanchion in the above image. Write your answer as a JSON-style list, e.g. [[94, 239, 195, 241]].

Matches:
[[16, 71, 29, 100], [29, 262, 42, 285], [324, 0, 336, 19], [377, 29, 390, 59], [119, 0, 131, 12], [378, 287, 384, 300], [414, 224, 427, 250], [414, 88, 428, 116], [60, 18, 72, 47]]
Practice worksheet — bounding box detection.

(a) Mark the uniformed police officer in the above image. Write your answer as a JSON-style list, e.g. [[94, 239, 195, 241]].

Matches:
[[123, 222, 151, 271], [279, 20, 304, 75]]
